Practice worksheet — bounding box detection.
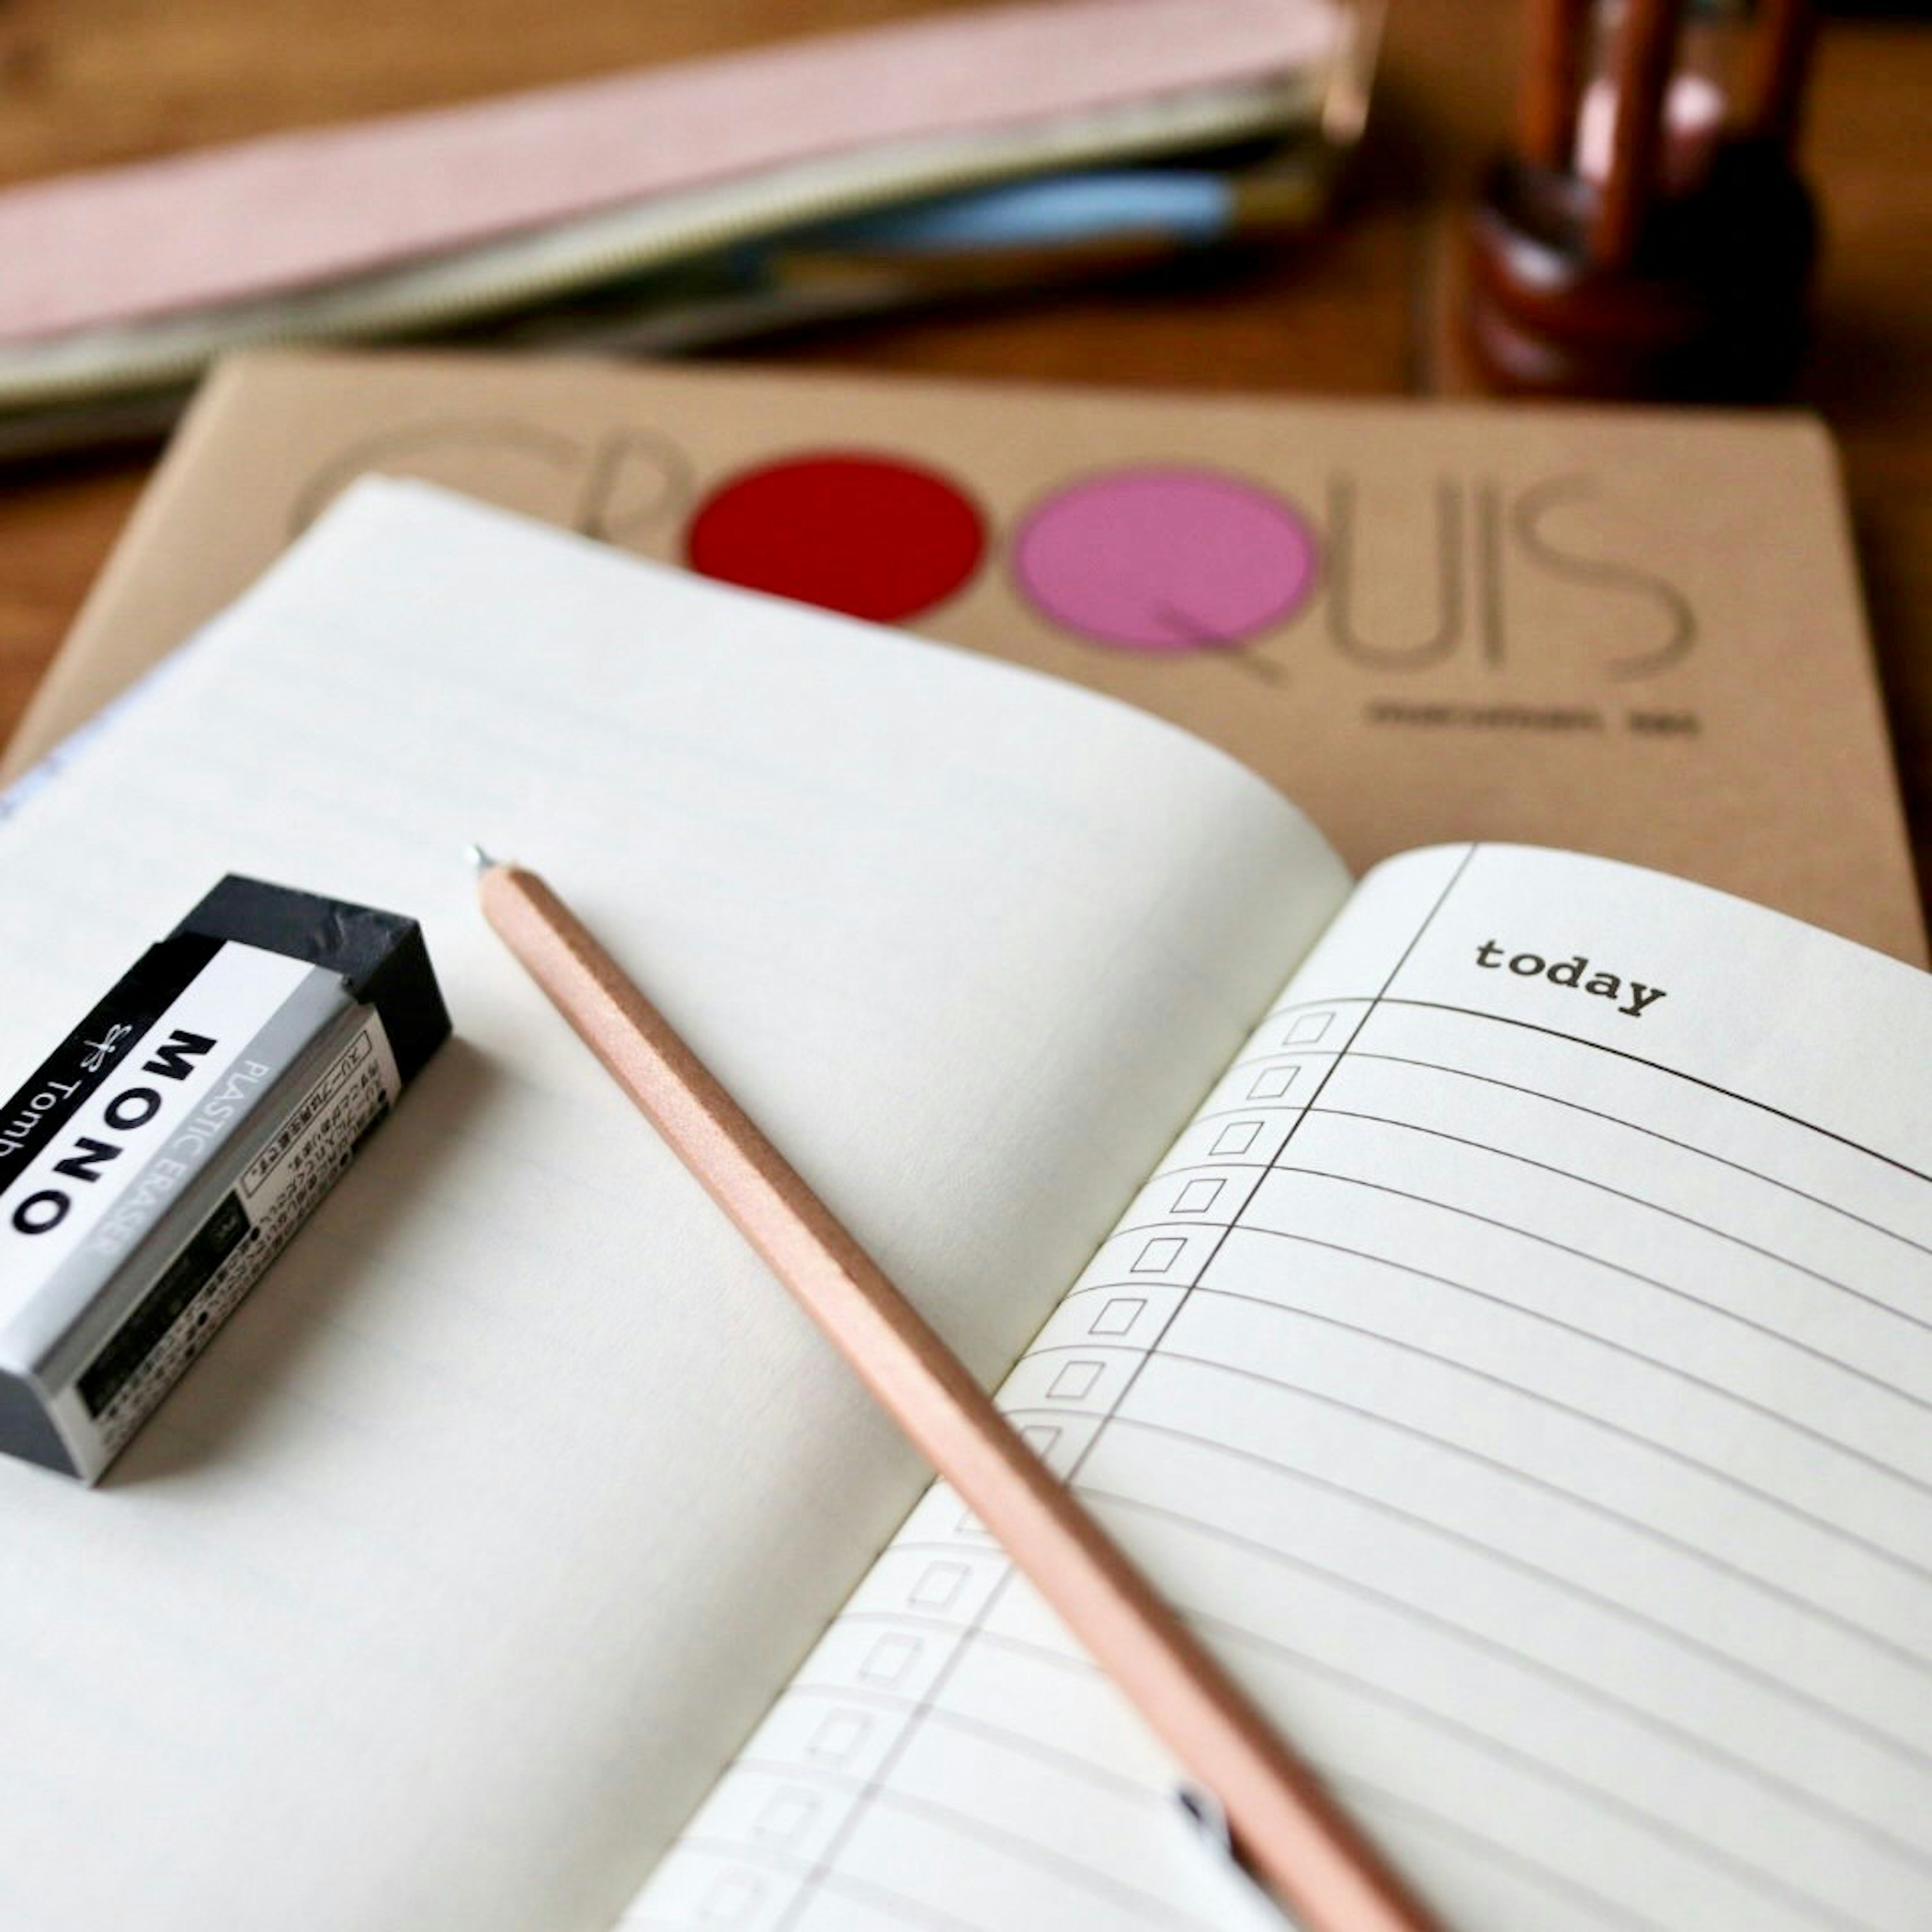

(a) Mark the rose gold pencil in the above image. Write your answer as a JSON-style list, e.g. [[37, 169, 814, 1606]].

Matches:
[[472, 850, 1442, 1932]]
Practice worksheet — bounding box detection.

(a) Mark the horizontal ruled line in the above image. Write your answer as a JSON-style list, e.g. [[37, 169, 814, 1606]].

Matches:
[[1329, 1773, 1670, 1932], [1342, 1050, 1931, 1260], [1142, 1290, 1932, 1589], [1170, 1592, 1883, 1932], [1071, 1413, 1932, 1847], [1266, 1165, 1932, 1443], [733, 1627, 1674, 1932], [743, 1691, 1165, 1809], [1365, 999, 1932, 1189], [1090, 1485, 1932, 1861], [665, 1834, 980, 1932], [1155, 1231, 1932, 1585], [1019, 1331, 1932, 1657], [845, 1779, 1210, 1927], [1308, 1104, 1932, 1337]]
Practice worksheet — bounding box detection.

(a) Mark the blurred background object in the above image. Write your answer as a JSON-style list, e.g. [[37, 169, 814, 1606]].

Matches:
[[1463, 0, 1821, 401], [0, 0, 1378, 460]]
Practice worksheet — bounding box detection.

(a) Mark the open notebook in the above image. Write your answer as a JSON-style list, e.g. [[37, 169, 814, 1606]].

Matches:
[[0, 481, 1925, 1932]]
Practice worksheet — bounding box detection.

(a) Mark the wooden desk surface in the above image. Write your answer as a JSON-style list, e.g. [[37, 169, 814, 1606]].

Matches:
[[2, 1, 1927, 914]]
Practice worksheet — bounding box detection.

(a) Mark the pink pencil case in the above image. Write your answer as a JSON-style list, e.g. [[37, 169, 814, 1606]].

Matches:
[[0, 0, 1365, 452]]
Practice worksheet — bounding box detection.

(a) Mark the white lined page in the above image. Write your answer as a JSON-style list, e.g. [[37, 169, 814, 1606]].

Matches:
[[0, 480, 1350, 1931], [635, 844, 1932, 1932]]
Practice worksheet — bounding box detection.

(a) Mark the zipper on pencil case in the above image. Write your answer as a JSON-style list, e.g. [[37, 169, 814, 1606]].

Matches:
[[0, 75, 1323, 417]]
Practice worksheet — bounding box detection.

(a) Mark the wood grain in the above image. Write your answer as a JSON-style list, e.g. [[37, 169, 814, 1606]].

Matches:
[[0, 1, 1926, 917]]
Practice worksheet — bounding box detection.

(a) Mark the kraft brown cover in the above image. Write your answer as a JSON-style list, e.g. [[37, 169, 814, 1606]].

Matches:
[[7, 348, 1921, 964]]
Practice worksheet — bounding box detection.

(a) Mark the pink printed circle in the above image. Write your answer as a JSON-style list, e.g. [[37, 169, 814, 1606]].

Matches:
[[1012, 466, 1319, 652]]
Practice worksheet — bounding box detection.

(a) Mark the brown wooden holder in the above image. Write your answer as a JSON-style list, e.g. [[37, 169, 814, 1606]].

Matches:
[[1463, 0, 1818, 402]]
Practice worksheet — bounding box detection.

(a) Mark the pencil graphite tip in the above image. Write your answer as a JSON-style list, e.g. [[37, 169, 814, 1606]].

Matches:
[[464, 843, 501, 877]]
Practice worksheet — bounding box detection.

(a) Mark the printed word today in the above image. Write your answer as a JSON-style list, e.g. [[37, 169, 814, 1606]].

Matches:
[[1474, 941, 1667, 1019]]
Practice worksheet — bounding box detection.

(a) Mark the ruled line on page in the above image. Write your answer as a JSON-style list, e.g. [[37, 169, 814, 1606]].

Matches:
[[1359, 998, 1932, 1188], [1086, 1256, 1932, 1562], [1169, 1613, 1884, 1932], [1074, 1412, 1932, 1798], [1026, 1309, 1931, 1554], [1012, 1333, 1932, 1644], [1258, 1166, 1932, 1441], [712, 1753, 1210, 1930], [1083, 1482, 1932, 1831], [730, 1657, 1679, 1932], [1304, 1105, 1932, 1331], [1335, 1052, 1932, 1259], [652, 1840, 985, 1932], [1320, 1775, 1669, 1932]]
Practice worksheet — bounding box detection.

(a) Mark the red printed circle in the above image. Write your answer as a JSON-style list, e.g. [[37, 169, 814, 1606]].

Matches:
[[685, 453, 987, 623]]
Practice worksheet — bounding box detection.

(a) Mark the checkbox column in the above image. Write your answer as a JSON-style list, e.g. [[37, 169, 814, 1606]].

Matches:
[[1198, 999, 1370, 1125]]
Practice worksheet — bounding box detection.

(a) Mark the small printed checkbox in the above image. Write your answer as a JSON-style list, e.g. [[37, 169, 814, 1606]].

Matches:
[[806, 1709, 871, 1765], [1211, 1121, 1262, 1156], [700, 1870, 763, 1923], [1019, 1422, 1062, 1456], [859, 1632, 922, 1687], [754, 1789, 820, 1845], [1047, 1359, 1104, 1400], [1132, 1235, 1185, 1273], [1285, 1011, 1334, 1044], [909, 1560, 970, 1610], [1171, 1177, 1225, 1214], [1247, 1065, 1300, 1101], [1090, 1296, 1145, 1338]]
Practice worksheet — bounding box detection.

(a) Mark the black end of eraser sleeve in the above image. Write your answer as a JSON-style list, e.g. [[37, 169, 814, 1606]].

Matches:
[[170, 876, 452, 1085]]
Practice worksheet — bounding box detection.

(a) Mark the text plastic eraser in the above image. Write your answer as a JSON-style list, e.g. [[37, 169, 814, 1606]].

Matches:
[[0, 877, 450, 1481]]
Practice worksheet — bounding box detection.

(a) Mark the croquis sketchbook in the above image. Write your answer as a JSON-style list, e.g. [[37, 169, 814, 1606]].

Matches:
[[0, 484, 1925, 1931], [4, 351, 1921, 969]]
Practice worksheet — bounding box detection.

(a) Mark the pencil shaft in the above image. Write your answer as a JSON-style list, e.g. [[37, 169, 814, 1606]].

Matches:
[[479, 862, 1441, 1932]]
